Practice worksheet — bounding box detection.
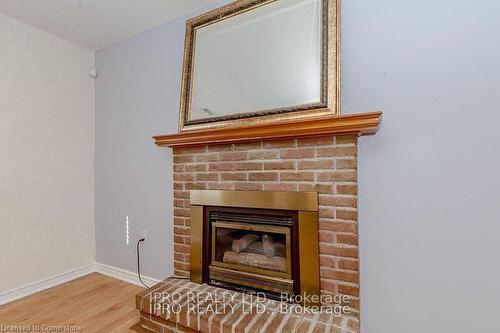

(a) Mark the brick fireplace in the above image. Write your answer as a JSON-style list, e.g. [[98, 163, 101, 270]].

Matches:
[[171, 135, 360, 316], [133, 110, 382, 333]]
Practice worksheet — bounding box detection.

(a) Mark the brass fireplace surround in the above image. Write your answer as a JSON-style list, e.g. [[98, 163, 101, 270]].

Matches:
[[190, 190, 319, 300]]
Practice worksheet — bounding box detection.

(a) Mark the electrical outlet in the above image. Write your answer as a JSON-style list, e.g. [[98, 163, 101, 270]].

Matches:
[[139, 230, 148, 242]]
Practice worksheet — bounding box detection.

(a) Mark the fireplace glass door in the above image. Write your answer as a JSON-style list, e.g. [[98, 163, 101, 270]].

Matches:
[[212, 222, 291, 277], [207, 210, 296, 296]]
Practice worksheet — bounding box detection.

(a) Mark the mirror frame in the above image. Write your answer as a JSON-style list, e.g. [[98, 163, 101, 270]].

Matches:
[[178, 0, 340, 132]]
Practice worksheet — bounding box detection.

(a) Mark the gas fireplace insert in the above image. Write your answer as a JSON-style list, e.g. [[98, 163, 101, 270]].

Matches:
[[189, 190, 319, 303]]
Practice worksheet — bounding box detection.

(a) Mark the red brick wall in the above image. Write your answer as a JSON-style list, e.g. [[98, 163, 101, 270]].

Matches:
[[172, 135, 359, 315]]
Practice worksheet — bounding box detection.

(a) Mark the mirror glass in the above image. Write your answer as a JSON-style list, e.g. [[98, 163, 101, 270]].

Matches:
[[189, 0, 323, 121]]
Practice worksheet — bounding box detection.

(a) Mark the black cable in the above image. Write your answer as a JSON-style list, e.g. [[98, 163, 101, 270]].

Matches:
[[137, 238, 150, 288], [137, 238, 190, 286]]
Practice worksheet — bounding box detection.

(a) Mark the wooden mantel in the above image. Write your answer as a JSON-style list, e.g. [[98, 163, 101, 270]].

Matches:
[[153, 112, 382, 148]]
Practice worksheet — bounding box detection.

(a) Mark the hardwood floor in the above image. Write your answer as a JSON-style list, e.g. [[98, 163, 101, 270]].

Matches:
[[0, 273, 144, 332]]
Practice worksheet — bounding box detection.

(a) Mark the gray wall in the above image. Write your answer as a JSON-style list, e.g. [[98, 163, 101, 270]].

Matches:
[[344, 0, 500, 332], [95, 16, 179, 279], [96, 0, 500, 331], [95, 1, 229, 281]]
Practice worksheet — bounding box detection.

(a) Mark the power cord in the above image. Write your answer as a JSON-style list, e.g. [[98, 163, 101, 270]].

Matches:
[[137, 238, 190, 287], [137, 238, 150, 288]]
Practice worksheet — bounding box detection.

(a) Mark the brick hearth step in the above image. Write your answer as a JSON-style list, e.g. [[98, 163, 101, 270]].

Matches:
[[132, 278, 359, 333]]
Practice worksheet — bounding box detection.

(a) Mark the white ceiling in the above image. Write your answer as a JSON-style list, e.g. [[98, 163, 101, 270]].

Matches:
[[0, 0, 217, 50]]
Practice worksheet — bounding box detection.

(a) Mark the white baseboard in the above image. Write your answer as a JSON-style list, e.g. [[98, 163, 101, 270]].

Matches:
[[0, 264, 95, 305], [94, 263, 162, 288], [0, 263, 163, 306]]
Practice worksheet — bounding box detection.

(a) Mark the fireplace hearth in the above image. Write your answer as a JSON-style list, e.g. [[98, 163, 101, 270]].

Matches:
[[190, 190, 319, 304]]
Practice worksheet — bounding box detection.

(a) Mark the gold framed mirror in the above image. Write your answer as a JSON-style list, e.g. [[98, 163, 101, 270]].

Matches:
[[178, 0, 340, 132]]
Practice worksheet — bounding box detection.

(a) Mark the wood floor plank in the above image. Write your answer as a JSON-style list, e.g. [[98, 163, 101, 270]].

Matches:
[[0, 274, 103, 318], [0, 273, 144, 332]]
